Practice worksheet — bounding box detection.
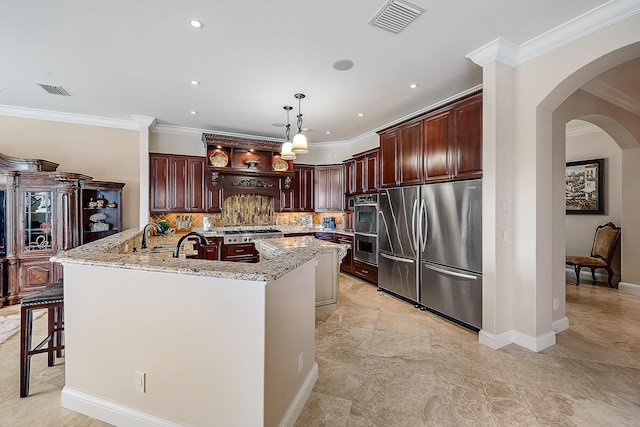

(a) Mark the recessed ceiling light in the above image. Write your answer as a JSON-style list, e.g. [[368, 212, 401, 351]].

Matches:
[[326, 131, 331, 134], [189, 20, 203, 29], [410, 83, 418, 89], [358, 113, 364, 117], [190, 111, 198, 115], [333, 59, 354, 71], [190, 80, 200, 85]]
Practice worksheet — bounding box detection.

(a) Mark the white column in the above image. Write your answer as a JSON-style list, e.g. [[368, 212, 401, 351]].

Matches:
[[132, 115, 156, 229]]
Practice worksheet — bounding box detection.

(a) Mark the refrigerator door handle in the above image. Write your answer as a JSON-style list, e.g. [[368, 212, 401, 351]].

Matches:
[[420, 198, 428, 250], [424, 264, 478, 280], [411, 199, 419, 250], [380, 252, 415, 264]]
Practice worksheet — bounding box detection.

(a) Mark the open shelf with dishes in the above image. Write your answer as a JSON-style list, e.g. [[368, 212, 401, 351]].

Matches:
[[80, 181, 125, 244]]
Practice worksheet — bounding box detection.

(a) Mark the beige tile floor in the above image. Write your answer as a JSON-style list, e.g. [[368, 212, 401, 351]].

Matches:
[[0, 273, 638, 426]]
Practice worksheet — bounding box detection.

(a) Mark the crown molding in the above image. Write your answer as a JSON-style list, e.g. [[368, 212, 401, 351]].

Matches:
[[0, 104, 140, 130], [467, 0, 640, 67], [131, 115, 156, 129], [581, 77, 640, 116]]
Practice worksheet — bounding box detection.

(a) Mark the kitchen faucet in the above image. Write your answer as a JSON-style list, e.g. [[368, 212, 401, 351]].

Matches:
[[141, 222, 162, 249], [173, 231, 208, 258]]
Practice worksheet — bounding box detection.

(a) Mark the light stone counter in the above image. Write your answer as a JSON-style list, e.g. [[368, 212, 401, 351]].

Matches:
[[51, 228, 344, 282]]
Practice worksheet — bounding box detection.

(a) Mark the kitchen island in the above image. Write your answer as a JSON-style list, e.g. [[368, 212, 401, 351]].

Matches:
[[51, 229, 346, 427]]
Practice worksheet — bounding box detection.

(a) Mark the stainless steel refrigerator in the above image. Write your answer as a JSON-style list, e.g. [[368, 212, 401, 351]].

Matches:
[[378, 179, 482, 330]]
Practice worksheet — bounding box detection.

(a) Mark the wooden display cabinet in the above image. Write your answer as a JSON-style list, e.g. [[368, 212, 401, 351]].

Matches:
[[80, 180, 125, 244]]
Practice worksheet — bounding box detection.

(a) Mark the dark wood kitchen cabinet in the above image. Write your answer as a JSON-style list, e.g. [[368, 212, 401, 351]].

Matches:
[[354, 148, 379, 194], [336, 234, 354, 274], [423, 92, 482, 182], [343, 159, 356, 196], [380, 118, 422, 187], [379, 90, 482, 186], [353, 260, 378, 285], [191, 236, 222, 260], [294, 165, 314, 212], [150, 153, 209, 213], [222, 243, 259, 263], [315, 165, 343, 212]]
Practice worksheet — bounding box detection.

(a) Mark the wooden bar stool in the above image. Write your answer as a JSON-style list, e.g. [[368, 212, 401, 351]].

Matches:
[[20, 282, 64, 398]]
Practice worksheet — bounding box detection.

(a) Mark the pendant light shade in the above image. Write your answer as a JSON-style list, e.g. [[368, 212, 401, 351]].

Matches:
[[292, 93, 309, 154], [280, 106, 296, 160]]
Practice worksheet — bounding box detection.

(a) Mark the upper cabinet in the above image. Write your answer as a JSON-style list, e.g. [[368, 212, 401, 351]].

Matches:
[[380, 120, 422, 187], [424, 92, 482, 182], [150, 153, 209, 213], [294, 165, 314, 212], [349, 148, 379, 194], [314, 164, 343, 212], [379, 90, 482, 187]]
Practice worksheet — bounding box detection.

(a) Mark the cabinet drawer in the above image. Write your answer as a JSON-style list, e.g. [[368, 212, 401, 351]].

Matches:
[[315, 232, 335, 242], [353, 260, 378, 285], [222, 243, 259, 263]]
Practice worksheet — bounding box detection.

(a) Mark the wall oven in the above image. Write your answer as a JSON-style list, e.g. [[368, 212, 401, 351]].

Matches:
[[353, 194, 378, 265], [354, 233, 377, 265], [354, 194, 378, 235]]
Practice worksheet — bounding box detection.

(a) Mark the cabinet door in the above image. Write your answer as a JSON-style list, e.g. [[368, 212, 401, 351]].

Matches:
[[336, 234, 354, 273], [295, 166, 314, 212], [452, 95, 483, 180], [380, 131, 398, 187], [343, 159, 355, 195], [150, 154, 172, 212], [186, 158, 206, 212], [19, 259, 55, 294], [171, 157, 188, 211], [365, 150, 379, 192], [314, 166, 343, 212], [355, 157, 366, 193], [207, 186, 222, 213], [398, 120, 422, 185], [423, 109, 452, 182]]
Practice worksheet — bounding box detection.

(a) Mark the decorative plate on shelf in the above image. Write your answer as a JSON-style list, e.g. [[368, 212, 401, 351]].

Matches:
[[272, 159, 289, 171], [209, 151, 228, 167]]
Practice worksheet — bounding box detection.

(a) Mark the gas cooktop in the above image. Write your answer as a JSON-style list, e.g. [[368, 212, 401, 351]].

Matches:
[[223, 228, 283, 244]]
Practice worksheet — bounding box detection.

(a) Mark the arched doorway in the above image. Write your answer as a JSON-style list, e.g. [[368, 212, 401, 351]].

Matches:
[[469, 10, 640, 351]]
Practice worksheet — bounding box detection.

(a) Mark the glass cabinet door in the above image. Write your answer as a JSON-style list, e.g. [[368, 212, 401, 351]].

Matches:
[[23, 191, 53, 251]]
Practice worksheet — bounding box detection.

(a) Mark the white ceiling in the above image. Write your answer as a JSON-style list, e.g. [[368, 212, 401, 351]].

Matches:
[[2, 0, 635, 145]]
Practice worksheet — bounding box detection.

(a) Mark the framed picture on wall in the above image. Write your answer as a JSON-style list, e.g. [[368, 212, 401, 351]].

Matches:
[[565, 158, 605, 214]]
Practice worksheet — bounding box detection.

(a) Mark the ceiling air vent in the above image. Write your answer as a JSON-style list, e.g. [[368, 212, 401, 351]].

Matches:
[[37, 83, 70, 96], [369, 0, 425, 34]]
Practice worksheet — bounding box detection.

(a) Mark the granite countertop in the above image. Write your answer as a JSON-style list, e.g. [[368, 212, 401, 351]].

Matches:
[[256, 236, 350, 260], [51, 228, 349, 282], [196, 226, 354, 237]]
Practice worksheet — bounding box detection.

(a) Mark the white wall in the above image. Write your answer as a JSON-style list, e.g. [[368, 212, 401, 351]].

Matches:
[[0, 116, 140, 229], [61, 260, 317, 426], [565, 122, 622, 279]]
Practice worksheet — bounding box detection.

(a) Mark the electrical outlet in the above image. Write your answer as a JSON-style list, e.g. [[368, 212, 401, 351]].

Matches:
[[135, 371, 146, 393], [553, 298, 559, 311], [298, 352, 303, 373]]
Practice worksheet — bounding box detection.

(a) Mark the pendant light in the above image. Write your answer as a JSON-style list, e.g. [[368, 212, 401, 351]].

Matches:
[[292, 93, 308, 154], [280, 106, 296, 160]]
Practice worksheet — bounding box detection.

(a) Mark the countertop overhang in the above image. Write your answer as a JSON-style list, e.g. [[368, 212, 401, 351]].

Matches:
[[51, 228, 349, 282]]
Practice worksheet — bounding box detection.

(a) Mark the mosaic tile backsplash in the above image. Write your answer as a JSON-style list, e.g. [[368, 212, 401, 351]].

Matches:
[[223, 194, 274, 225], [150, 196, 347, 230]]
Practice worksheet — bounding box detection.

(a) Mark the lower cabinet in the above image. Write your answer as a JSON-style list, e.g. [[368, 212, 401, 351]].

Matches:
[[221, 243, 259, 263], [315, 251, 339, 311], [353, 260, 378, 285], [18, 259, 60, 293], [314, 232, 336, 242], [192, 237, 222, 261], [335, 234, 354, 274]]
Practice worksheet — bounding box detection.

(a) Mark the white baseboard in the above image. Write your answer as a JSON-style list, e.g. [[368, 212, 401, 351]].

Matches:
[[62, 363, 319, 427], [552, 316, 570, 333], [279, 362, 319, 427], [479, 329, 556, 352], [618, 282, 640, 295], [61, 388, 184, 427]]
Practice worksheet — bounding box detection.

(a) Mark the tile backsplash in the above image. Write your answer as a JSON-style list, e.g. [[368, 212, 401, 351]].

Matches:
[[223, 194, 275, 225]]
